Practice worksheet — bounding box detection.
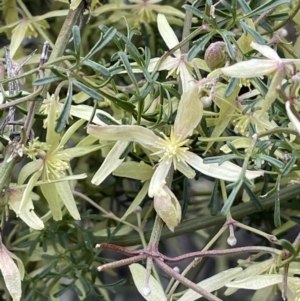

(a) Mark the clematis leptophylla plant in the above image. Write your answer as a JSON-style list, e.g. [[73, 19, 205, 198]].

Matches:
[[145, 14, 209, 93], [87, 87, 263, 229], [221, 41, 300, 116]]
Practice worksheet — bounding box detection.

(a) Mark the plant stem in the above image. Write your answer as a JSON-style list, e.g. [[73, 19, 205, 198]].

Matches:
[[155, 259, 223, 301], [102, 184, 300, 246]]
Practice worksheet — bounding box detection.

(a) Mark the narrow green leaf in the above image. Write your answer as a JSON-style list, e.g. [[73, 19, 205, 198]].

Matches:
[[119, 142, 133, 160], [81, 60, 110, 77], [99, 89, 135, 112], [183, 4, 211, 21], [259, 154, 285, 169], [240, 21, 265, 44], [280, 239, 297, 256], [187, 33, 214, 61], [72, 25, 81, 56], [220, 32, 236, 59], [118, 51, 139, 93], [238, 0, 251, 13], [221, 180, 242, 215], [244, 0, 290, 18], [243, 183, 263, 210], [220, 0, 234, 12], [55, 81, 73, 133], [224, 77, 239, 97], [72, 80, 104, 101], [282, 155, 297, 176], [208, 179, 220, 216], [34, 75, 63, 86], [96, 112, 119, 125]]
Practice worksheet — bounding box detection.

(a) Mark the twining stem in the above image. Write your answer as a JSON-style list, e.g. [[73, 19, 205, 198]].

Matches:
[[155, 259, 223, 301], [180, 0, 195, 54]]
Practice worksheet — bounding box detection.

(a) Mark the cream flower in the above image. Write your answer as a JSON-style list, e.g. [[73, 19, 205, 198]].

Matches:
[[221, 42, 300, 116], [17, 97, 103, 223], [87, 87, 263, 199], [139, 14, 209, 93]]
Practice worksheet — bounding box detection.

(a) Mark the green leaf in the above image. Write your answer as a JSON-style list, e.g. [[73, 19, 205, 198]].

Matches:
[[220, 31, 236, 59], [96, 112, 119, 125], [72, 25, 81, 57], [208, 179, 220, 216], [280, 239, 297, 256], [243, 183, 263, 210], [221, 180, 243, 215], [282, 155, 297, 176], [183, 4, 211, 21], [240, 21, 265, 44], [224, 77, 239, 97], [81, 60, 110, 77], [99, 89, 135, 112], [84, 27, 117, 60], [238, 0, 251, 13], [187, 33, 214, 61], [118, 51, 139, 93], [72, 80, 104, 101], [55, 80, 73, 133], [244, 0, 291, 18], [259, 154, 285, 169], [33, 75, 63, 86]]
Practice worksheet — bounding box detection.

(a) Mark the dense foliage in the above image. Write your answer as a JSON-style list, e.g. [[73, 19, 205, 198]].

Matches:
[[0, 0, 300, 300]]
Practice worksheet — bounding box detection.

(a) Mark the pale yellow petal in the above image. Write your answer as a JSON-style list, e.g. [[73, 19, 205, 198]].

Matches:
[[148, 161, 172, 197], [91, 141, 128, 186], [185, 152, 263, 181], [87, 125, 158, 147], [174, 87, 203, 139], [0, 245, 21, 301], [157, 13, 180, 54]]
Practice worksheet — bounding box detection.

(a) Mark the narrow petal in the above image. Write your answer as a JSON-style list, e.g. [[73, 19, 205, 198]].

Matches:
[[0, 245, 21, 301], [179, 63, 196, 93], [87, 125, 158, 146], [18, 168, 43, 215], [55, 181, 80, 220], [70, 105, 120, 125], [250, 41, 280, 60], [177, 160, 196, 178], [9, 187, 44, 230], [221, 59, 277, 78], [185, 152, 263, 182], [157, 13, 180, 54], [91, 141, 128, 185], [174, 87, 203, 139], [259, 69, 284, 116], [148, 161, 172, 197], [41, 183, 62, 220], [147, 56, 179, 73]]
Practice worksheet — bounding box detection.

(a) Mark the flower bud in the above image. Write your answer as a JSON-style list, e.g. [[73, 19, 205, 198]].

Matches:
[[204, 42, 227, 70]]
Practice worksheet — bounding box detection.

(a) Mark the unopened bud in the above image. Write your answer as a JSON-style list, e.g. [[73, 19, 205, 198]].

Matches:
[[204, 42, 227, 70], [142, 285, 151, 296]]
